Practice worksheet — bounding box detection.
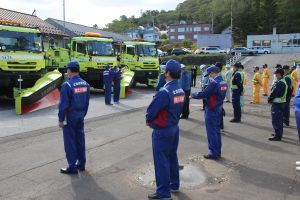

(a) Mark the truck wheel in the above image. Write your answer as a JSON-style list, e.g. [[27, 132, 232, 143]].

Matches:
[[249, 52, 254, 56], [264, 51, 268, 54]]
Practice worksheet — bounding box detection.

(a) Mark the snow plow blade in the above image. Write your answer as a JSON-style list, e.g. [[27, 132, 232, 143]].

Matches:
[[15, 70, 63, 115], [120, 68, 134, 99]]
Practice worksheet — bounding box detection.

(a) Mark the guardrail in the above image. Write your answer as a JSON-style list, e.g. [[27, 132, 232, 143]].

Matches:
[[226, 53, 242, 66]]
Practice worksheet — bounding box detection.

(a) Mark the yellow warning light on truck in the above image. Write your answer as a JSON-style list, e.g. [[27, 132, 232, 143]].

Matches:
[[85, 32, 102, 37]]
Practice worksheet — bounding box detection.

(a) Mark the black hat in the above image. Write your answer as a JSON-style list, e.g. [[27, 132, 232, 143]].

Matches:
[[274, 68, 284, 76], [275, 64, 282, 69], [282, 65, 290, 70], [254, 66, 259, 70], [263, 64, 268, 68], [215, 62, 223, 69], [233, 63, 240, 68], [239, 64, 244, 69]]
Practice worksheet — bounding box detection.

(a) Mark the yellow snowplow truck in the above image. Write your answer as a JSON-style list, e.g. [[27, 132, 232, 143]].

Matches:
[[119, 39, 159, 87], [0, 20, 63, 115]]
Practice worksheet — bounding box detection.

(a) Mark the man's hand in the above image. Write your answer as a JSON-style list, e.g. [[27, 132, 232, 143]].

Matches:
[[189, 96, 193, 99], [146, 122, 152, 128], [59, 122, 65, 128]]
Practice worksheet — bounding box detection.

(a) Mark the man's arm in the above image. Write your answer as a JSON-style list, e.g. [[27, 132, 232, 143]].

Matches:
[[146, 90, 169, 125], [191, 81, 216, 99], [85, 85, 90, 117], [268, 81, 285, 103], [58, 83, 71, 124]]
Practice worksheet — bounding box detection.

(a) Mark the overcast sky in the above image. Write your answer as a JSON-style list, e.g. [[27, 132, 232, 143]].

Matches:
[[1, 0, 184, 28]]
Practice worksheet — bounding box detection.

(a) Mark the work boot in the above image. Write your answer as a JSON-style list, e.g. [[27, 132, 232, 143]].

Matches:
[[268, 137, 281, 141], [296, 161, 300, 166], [296, 166, 300, 172], [203, 154, 220, 160], [230, 119, 241, 123], [148, 193, 172, 200], [60, 168, 78, 175]]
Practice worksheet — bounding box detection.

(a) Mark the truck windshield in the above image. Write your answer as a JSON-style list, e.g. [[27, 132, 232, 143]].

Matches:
[[87, 41, 114, 56], [136, 45, 157, 56], [0, 30, 42, 52]]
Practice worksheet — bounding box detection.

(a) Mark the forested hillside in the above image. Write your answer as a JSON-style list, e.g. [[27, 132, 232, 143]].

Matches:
[[105, 0, 300, 44]]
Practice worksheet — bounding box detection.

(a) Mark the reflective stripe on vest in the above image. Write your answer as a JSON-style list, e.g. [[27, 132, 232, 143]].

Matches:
[[272, 79, 287, 103], [285, 74, 294, 89]]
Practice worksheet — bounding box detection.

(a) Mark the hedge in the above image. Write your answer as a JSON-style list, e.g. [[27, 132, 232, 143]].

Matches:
[[160, 54, 232, 66]]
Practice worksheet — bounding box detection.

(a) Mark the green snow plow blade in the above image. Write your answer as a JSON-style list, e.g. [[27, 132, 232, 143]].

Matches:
[[120, 68, 135, 99], [15, 70, 63, 115]]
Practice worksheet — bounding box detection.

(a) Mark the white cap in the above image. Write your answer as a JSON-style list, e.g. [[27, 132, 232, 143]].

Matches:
[[181, 64, 185, 69], [200, 64, 206, 70], [226, 64, 231, 68], [160, 65, 166, 70]]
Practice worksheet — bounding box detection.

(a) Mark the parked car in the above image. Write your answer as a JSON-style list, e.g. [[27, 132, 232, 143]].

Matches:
[[157, 49, 168, 56], [230, 47, 257, 56], [170, 48, 189, 56], [249, 47, 271, 54], [182, 48, 193, 54], [194, 47, 226, 54]]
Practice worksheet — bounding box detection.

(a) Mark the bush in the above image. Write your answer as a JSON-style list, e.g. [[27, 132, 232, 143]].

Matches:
[[161, 54, 230, 66]]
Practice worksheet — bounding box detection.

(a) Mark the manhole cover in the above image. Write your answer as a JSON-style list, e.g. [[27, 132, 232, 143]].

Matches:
[[136, 163, 207, 189]]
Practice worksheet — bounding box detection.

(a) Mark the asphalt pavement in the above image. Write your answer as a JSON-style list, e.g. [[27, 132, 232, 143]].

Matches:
[[0, 54, 299, 200]]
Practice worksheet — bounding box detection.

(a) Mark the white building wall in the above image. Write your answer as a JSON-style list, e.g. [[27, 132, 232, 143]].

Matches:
[[247, 33, 300, 53]]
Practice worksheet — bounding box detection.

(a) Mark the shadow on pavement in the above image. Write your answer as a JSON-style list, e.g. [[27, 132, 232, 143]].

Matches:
[[223, 131, 297, 155], [71, 172, 118, 200], [172, 191, 193, 200]]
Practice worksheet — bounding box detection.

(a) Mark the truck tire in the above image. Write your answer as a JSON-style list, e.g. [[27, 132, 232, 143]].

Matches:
[[264, 51, 268, 54]]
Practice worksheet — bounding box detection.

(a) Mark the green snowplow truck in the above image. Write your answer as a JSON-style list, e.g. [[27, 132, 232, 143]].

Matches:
[[119, 39, 159, 87]]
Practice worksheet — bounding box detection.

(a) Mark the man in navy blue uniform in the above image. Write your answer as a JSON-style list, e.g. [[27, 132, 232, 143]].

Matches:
[[58, 61, 90, 174], [191, 66, 228, 159], [282, 65, 293, 126], [146, 59, 184, 200], [179, 64, 192, 119], [268, 68, 287, 141], [293, 85, 300, 142], [112, 66, 121, 104], [103, 65, 113, 105], [230, 63, 243, 123]]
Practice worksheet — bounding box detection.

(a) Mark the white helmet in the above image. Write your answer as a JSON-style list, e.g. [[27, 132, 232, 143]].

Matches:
[[226, 64, 231, 69], [200, 64, 206, 70]]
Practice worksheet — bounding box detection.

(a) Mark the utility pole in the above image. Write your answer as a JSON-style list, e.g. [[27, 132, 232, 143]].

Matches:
[[231, 1, 234, 47], [211, 12, 214, 34], [63, 0, 66, 47]]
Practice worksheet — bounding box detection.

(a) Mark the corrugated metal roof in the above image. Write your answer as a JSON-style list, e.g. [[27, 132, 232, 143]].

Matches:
[[0, 7, 66, 36], [46, 18, 130, 42]]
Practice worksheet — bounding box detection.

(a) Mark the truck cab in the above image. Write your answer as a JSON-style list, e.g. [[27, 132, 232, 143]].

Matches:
[[69, 32, 118, 89], [119, 40, 159, 87], [0, 21, 45, 97]]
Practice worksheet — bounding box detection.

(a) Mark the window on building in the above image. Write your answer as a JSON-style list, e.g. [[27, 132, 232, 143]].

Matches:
[[282, 39, 300, 47], [194, 26, 201, 32], [170, 36, 175, 40], [170, 28, 175, 32], [178, 27, 185, 33], [178, 35, 185, 40], [194, 35, 198, 39], [204, 27, 210, 31], [252, 40, 271, 47]]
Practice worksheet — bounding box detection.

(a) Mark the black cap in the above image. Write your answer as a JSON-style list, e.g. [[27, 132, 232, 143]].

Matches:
[[215, 62, 223, 69], [275, 64, 282, 69], [254, 66, 259, 70], [239, 64, 244, 69], [263, 64, 268, 67], [274, 68, 284, 76], [233, 63, 240, 68], [282, 65, 290, 70]]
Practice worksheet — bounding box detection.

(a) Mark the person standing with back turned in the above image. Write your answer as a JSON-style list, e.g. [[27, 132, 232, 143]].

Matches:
[[58, 61, 90, 174], [230, 63, 243, 123], [146, 60, 185, 200], [262, 64, 271, 96]]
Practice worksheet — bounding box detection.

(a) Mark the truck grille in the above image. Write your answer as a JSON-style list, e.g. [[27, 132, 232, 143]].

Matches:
[[6, 62, 38, 70], [142, 62, 157, 69]]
